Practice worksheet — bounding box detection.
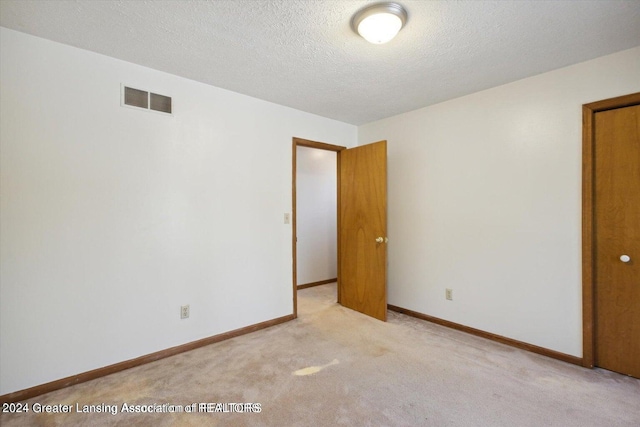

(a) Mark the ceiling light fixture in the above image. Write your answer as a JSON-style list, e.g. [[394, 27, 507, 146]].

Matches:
[[351, 2, 408, 44]]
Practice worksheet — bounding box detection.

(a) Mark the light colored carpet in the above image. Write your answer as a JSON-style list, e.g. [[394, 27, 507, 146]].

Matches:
[[2, 283, 639, 426]]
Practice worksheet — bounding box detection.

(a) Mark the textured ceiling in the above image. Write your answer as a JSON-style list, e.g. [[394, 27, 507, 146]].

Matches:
[[1, 0, 639, 125]]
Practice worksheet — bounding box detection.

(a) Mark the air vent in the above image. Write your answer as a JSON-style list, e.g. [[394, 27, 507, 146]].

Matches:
[[124, 87, 148, 109], [122, 85, 172, 114], [150, 93, 172, 114]]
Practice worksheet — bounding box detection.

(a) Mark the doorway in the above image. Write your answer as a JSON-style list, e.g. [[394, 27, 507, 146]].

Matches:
[[292, 138, 345, 317], [582, 92, 640, 378], [292, 137, 389, 321]]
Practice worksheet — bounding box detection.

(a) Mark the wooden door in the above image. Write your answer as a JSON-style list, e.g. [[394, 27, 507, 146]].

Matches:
[[594, 104, 640, 378], [338, 140, 387, 321]]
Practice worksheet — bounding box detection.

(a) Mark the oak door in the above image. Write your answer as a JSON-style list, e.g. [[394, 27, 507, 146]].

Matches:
[[338, 140, 387, 321], [594, 104, 640, 378]]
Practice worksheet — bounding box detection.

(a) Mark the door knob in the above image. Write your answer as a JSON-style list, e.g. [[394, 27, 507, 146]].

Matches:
[[620, 255, 631, 263], [376, 237, 384, 243]]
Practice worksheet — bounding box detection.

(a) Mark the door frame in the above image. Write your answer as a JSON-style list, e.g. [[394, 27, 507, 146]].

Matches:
[[292, 137, 346, 318], [581, 92, 640, 368]]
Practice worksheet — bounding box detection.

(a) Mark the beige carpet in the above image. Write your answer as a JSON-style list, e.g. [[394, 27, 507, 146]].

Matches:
[[2, 283, 639, 426]]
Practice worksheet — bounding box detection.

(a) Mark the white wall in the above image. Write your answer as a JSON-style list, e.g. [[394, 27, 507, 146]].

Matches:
[[296, 146, 337, 285], [359, 46, 640, 357], [0, 28, 356, 395]]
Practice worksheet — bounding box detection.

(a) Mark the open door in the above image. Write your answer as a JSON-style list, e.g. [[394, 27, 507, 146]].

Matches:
[[593, 103, 640, 378], [338, 140, 387, 321]]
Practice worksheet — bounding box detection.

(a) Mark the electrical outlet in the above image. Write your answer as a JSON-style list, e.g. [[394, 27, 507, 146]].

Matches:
[[181, 305, 190, 319], [284, 213, 291, 224], [446, 289, 453, 301]]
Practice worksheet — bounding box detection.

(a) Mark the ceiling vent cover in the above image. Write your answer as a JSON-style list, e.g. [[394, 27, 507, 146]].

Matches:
[[122, 85, 172, 114]]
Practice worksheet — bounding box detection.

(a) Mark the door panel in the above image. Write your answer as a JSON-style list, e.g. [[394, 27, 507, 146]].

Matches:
[[339, 141, 387, 321], [594, 104, 640, 378]]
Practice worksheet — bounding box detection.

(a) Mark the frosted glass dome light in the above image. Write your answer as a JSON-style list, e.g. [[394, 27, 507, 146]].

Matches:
[[352, 2, 408, 45]]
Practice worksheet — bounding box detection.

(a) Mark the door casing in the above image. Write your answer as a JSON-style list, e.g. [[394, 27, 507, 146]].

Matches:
[[581, 91, 640, 368]]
